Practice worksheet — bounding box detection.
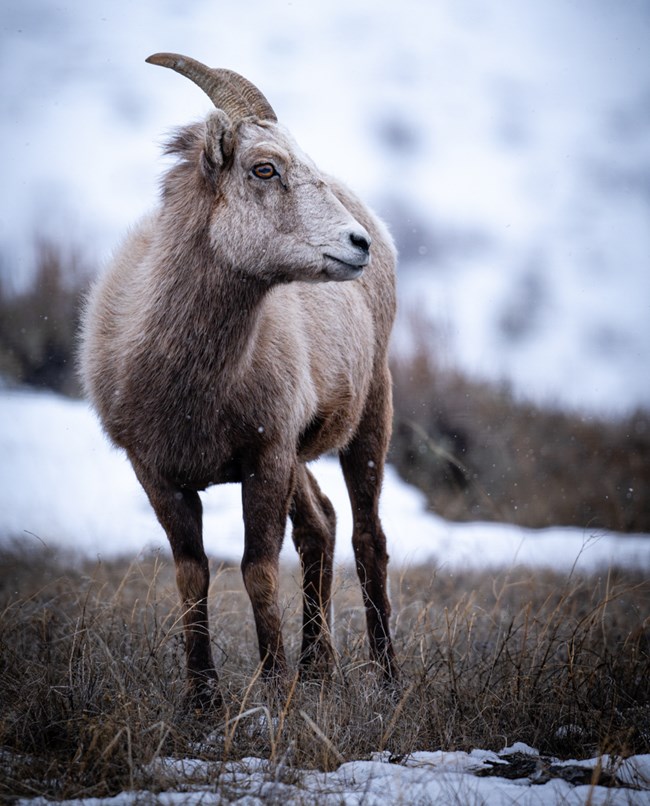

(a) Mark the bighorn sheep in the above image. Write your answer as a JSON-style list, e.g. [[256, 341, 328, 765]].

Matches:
[[80, 53, 397, 707]]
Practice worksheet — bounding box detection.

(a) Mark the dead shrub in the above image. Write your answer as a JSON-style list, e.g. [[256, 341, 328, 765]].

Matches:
[[390, 327, 650, 532], [0, 239, 93, 396]]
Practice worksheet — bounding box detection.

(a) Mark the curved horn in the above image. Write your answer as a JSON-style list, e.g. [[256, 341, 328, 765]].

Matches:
[[146, 52, 277, 123]]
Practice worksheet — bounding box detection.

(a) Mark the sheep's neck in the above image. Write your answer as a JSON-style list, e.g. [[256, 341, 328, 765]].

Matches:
[[201, 271, 266, 378], [161, 257, 267, 387], [152, 199, 269, 393]]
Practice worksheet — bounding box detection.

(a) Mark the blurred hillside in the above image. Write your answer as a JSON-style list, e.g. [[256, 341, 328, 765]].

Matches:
[[1, 0, 649, 414]]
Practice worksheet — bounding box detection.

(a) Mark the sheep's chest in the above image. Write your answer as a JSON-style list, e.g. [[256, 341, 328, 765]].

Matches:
[[118, 368, 298, 490]]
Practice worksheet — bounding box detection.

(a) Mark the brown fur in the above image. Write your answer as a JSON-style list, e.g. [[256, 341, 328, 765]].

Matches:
[[79, 78, 398, 707]]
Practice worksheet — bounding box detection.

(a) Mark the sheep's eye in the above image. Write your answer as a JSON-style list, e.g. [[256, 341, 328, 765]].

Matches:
[[252, 162, 277, 180]]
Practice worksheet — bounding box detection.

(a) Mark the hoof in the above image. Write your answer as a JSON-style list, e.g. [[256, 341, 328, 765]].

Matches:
[[298, 645, 334, 681], [375, 647, 399, 686], [184, 675, 223, 716]]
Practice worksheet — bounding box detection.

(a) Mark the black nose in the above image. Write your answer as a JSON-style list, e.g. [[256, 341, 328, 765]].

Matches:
[[350, 232, 371, 254]]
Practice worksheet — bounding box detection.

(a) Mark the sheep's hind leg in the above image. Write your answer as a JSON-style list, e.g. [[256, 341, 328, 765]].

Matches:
[[339, 366, 397, 682], [290, 464, 336, 677], [130, 457, 221, 712]]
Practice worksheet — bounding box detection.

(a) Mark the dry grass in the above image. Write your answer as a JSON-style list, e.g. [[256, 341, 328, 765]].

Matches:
[[390, 336, 650, 532], [1, 542, 648, 800], [0, 239, 92, 397]]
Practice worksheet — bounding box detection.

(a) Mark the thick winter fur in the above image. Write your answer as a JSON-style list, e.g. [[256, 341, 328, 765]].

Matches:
[[80, 98, 397, 707]]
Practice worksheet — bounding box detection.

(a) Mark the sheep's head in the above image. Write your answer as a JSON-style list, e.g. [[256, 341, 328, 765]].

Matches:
[[147, 52, 372, 283]]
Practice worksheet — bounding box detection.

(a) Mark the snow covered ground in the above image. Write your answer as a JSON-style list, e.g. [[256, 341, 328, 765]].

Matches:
[[13, 742, 650, 803], [3, 387, 650, 573], [3, 389, 650, 803], [2, 0, 650, 415], [7, 740, 650, 805], [136, 747, 650, 805]]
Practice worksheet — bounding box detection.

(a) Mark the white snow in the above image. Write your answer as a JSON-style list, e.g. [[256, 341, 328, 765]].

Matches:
[[15, 750, 650, 805], [1, 0, 649, 415], [2, 388, 649, 573]]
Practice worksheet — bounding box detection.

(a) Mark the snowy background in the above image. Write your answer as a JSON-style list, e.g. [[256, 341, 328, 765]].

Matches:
[[2, 0, 650, 415]]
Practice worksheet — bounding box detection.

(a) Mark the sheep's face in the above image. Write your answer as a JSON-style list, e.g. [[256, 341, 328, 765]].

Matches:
[[203, 113, 371, 284]]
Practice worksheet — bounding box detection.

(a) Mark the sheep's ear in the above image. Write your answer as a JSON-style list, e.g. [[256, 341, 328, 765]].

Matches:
[[201, 110, 234, 178]]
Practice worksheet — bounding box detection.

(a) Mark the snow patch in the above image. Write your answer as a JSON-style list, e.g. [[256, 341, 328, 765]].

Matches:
[[1, 389, 649, 574]]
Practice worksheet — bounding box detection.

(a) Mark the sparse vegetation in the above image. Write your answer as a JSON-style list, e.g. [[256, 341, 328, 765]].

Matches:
[[0, 240, 92, 397], [390, 333, 650, 532], [1, 544, 648, 799]]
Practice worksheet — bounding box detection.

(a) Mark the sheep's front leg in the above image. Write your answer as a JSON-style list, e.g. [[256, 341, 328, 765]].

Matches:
[[130, 457, 220, 710], [240, 456, 295, 680]]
